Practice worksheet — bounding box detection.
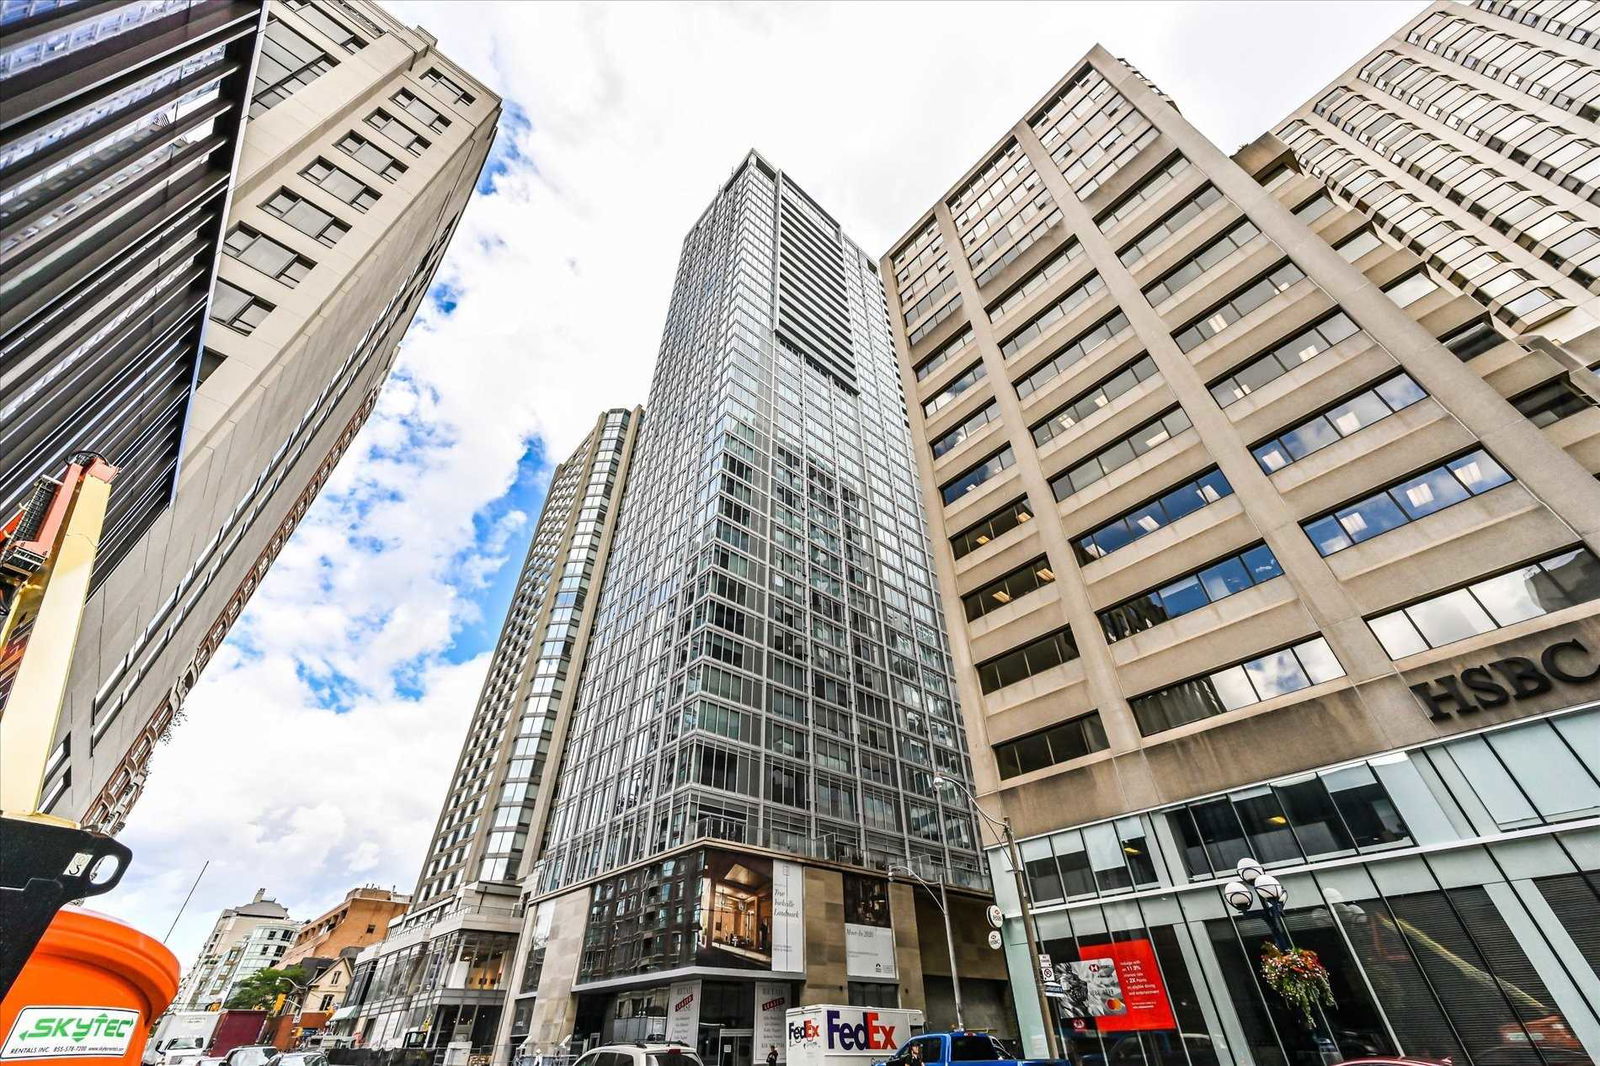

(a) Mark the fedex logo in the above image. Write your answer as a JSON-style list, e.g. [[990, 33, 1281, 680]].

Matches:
[[824, 1011, 896, 1052], [787, 1021, 820, 1043]]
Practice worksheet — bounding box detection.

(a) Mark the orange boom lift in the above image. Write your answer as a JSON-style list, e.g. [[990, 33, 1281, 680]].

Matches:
[[0, 455, 180, 1064]]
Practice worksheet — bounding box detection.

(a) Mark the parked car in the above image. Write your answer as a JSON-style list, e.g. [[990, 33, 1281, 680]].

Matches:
[[278, 1053, 329, 1066], [223, 1046, 280, 1066], [879, 1031, 1064, 1066], [571, 1044, 704, 1066]]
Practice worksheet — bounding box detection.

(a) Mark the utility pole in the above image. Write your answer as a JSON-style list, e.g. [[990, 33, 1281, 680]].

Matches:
[[934, 776, 1059, 1058], [889, 863, 963, 1030]]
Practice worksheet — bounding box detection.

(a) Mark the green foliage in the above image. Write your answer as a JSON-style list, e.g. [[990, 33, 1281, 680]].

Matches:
[[224, 966, 310, 1010]]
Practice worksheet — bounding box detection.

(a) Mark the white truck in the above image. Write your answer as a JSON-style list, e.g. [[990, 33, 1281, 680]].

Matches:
[[142, 1012, 220, 1066], [784, 1006, 924, 1066]]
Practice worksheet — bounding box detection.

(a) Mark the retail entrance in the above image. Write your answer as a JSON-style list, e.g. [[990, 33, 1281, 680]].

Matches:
[[698, 1028, 752, 1066]]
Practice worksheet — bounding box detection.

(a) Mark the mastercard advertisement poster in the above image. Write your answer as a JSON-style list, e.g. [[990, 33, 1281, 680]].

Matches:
[[1060, 939, 1178, 1033]]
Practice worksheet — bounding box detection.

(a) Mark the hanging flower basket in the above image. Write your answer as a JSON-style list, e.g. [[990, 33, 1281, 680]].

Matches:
[[1260, 943, 1335, 1026]]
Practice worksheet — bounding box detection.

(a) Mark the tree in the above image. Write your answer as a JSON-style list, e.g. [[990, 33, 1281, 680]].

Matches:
[[225, 966, 309, 1011]]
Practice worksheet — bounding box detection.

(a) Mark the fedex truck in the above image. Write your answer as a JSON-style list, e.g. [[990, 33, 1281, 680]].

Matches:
[[785, 1006, 924, 1066]]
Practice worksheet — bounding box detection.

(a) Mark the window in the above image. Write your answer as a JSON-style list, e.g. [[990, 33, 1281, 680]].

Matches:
[[1072, 468, 1233, 563], [1384, 270, 1441, 307], [1172, 261, 1306, 352], [996, 712, 1109, 779], [976, 627, 1079, 693], [1208, 311, 1361, 407], [950, 498, 1034, 559], [1367, 547, 1600, 658], [1049, 406, 1192, 500], [1014, 311, 1130, 399], [1252, 373, 1427, 472], [1142, 217, 1263, 304], [301, 157, 379, 211], [223, 226, 314, 286], [1097, 153, 1191, 230], [1438, 316, 1504, 360], [393, 88, 450, 131], [930, 402, 999, 459], [1511, 377, 1593, 427], [210, 280, 273, 335], [1130, 637, 1344, 734], [922, 360, 986, 417], [422, 67, 475, 107], [990, 246, 1087, 331], [285, 0, 364, 51], [914, 327, 972, 381], [261, 189, 349, 246], [1099, 544, 1284, 641], [1303, 449, 1512, 556], [251, 17, 335, 116], [1032, 354, 1158, 445], [366, 109, 430, 155], [336, 132, 407, 181], [941, 447, 1014, 506], [998, 273, 1106, 358], [1118, 184, 1224, 265], [1169, 762, 1410, 878], [1292, 191, 1336, 223], [963, 556, 1057, 621], [1335, 228, 1383, 261]]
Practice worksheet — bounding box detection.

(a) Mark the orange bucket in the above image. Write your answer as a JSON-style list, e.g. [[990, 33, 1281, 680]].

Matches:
[[0, 907, 179, 1066]]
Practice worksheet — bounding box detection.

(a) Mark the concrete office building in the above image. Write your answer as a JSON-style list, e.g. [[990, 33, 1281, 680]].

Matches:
[[174, 887, 296, 1010], [2, 0, 263, 615], [34, 0, 499, 831], [339, 411, 641, 1055], [883, 41, 1600, 1065], [514, 153, 1005, 1066], [1277, 0, 1600, 345]]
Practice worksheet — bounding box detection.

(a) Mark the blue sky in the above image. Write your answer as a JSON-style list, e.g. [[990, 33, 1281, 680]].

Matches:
[[99, 0, 1425, 968]]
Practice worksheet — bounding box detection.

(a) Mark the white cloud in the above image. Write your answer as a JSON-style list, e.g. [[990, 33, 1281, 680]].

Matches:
[[98, 0, 1425, 969]]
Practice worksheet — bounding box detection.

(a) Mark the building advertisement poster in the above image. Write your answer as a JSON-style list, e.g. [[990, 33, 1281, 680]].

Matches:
[[843, 873, 897, 980], [1060, 940, 1177, 1033], [666, 980, 702, 1046], [771, 860, 805, 972], [753, 982, 790, 1061]]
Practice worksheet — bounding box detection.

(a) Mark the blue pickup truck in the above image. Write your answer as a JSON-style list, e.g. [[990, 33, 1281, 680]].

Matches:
[[874, 1031, 1063, 1066]]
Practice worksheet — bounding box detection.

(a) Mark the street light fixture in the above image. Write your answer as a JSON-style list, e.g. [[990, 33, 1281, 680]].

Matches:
[[931, 775, 1060, 1059], [1222, 857, 1290, 950], [886, 863, 963, 1031]]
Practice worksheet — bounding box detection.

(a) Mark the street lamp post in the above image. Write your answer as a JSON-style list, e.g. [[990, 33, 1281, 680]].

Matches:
[[932, 775, 1060, 1060], [887, 863, 963, 1031], [1222, 857, 1289, 949]]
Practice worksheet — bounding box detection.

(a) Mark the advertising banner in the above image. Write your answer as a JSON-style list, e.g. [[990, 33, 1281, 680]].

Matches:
[[753, 982, 790, 1062], [771, 860, 805, 972], [666, 980, 701, 1046], [843, 874, 896, 979], [1060, 940, 1177, 1033]]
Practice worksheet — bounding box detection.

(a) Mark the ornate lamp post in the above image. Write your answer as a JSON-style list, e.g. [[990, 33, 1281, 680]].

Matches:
[[1223, 857, 1290, 949]]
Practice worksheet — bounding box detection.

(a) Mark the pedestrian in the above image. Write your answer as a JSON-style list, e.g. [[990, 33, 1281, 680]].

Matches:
[[766, 1047, 778, 1066]]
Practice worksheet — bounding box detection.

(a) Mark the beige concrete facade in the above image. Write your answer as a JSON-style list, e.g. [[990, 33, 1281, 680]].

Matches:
[[45, 0, 499, 829], [882, 37, 1600, 1056], [282, 885, 411, 968], [883, 43, 1600, 844]]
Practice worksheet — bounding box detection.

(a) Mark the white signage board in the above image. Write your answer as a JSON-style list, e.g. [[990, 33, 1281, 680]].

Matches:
[[844, 923, 897, 979], [3, 1007, 141, 1060], [666, 980, 701, 1046], [753, 982, 790, 1062], [771, 860, 805, 972]]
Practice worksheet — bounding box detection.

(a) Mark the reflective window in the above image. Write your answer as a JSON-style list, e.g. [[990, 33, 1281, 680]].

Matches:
[[301, 157, 380, 211], [963, 556, 1057, 621], [1031, 355, 1159, 446], [1072, 469, 1233, 563], [1303, 449, 1512, 556], [1099, 544, 1283, 640], [995, 712, 1108, 779], [1511, 377, 1592, 427], [931, 401, 999, 459], [223, 225, 314, 286], [1142, 217, 1263, 304], [210, 279, 273, 335], [261, 188, 349, 246], [1367, 547, 1600, 657], [1049, 407, 1192, 500], [976, 626, 1079, 693], [1130, 637, 1344, 735], [998, 274, 1106, 358], [922, 360, 986, 416], [950, 498, 1033, 559], [1172, 261, 1306, 352], [1014, 311, 1130, 399], [940, 446, 1014, 506], [1209, 311, 1361, 407], [1253, 373, 1427, 472]]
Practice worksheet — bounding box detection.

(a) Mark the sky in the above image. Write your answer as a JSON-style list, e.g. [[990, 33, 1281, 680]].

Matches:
[[97, 0, 1426, 970]]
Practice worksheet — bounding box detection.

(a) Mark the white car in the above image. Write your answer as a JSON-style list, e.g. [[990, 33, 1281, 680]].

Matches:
[[572, 1045, 703, 1066]]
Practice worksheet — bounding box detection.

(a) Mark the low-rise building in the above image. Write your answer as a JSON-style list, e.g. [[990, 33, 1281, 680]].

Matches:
[[283, 886, 410, 968], [174, 889, 297, 1010]]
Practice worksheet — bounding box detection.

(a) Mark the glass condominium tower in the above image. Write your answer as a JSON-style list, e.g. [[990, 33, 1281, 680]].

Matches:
[[517, 153, 1000, 1057]]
